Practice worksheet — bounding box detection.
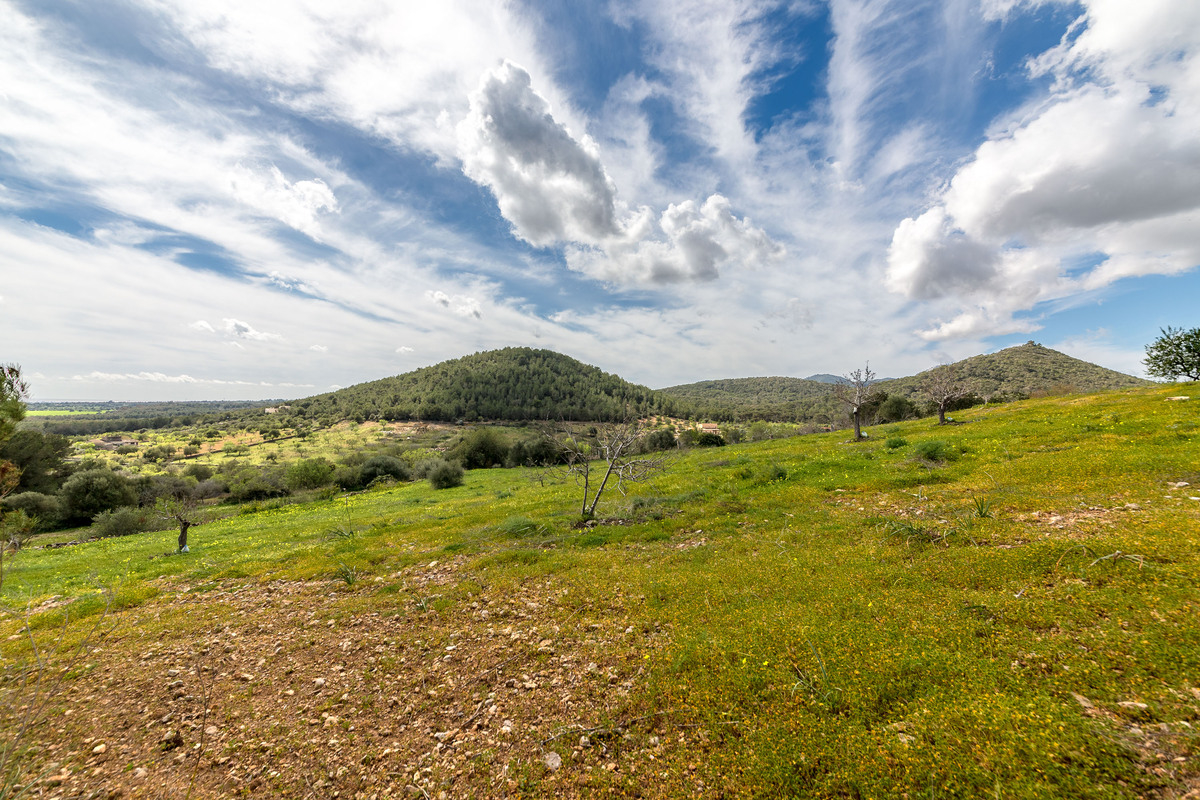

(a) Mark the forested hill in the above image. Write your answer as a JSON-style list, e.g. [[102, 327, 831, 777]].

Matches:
[[659, 342, 1149, 422], [286, 348, 681, 424], [876, 341, 1151, 401], [658, 377, 840, 422]]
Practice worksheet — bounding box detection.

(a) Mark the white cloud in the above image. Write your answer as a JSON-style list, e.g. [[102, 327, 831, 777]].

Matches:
[[458, 62, 783, 284], [458, 61, 621, 247], [395, 346, 414, 354], [230, 166, 338, 239], [221, 318, 283, 342], [426, 290, 482, 319], [567, 194, 783, 283], [886, 0, 1200, 339], [309, 344, 328, 353], [189, 320, 216, 333]]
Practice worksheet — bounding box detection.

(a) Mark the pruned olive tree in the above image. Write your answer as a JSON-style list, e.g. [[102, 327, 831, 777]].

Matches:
[[156, 490, 203, 553], [832, 363, 876, 441], [920, 364, 971, 425], [554, 423, 668, 517]]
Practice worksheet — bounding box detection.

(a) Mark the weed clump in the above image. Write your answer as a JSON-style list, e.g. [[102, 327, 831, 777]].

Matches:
[[912, 439, 958, 463]]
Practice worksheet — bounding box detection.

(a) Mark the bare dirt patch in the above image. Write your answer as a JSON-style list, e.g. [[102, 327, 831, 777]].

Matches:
[[21, 565, 684, 799]]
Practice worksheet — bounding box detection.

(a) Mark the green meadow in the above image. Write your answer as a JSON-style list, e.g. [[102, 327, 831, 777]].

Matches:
[[3, 384, 1198, 798]]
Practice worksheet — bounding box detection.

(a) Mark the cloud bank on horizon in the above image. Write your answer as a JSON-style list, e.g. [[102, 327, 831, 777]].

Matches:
[[1, 0, 1197, 400]]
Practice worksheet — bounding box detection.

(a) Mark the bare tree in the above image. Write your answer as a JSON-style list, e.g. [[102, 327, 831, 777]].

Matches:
[[832, 363, 876, 441], [555, 423, 667, 517], [921, 364, 970, 425]]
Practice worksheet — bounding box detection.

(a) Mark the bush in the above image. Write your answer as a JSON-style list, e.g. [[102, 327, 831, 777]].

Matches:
[[427, 459, 464, 489], [286, 457, 336, 491], [885, 436, 909, 450], [183, 463, 214, 482], [333, 465, 364, 491], [696, 432, 726, 447], [194, 478, 226, 499], [1, 492, 64, 531], [449, 428, 509, 469], [506, 436, 560, 467], [59, 468, 138, 525], [226, 467, 290, 502], [642, 429, 677, 452], [359, 455, 410, 485], [91, 506, 151, 538], [876, 396, 919, 423], [913, 440, 958, 463]]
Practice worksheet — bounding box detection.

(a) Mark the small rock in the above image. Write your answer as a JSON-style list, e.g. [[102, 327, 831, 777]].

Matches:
[[1123, 503, 1142, 511], [1118, 701, 1149, 711], [1072, 693, 1095, 710], [1129, 726, 1144, 737], [314, 678, 326, 689], [160, 730, 184, 751], [205, 725, 219, 736], [92, 743, 107, 754], [237, 673, 254, 682], [323, 715, 340, 727], [542, 752, 563, 771], [132, 767, 148, 779]]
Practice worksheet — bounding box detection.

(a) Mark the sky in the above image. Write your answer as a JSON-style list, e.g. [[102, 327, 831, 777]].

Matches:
[[2, 0, 1198, 401]]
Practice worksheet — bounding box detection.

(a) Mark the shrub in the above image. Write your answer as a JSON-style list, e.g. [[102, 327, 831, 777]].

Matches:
[[333, 465, 364, 491], [876, 396, 919, 423], [359, 455, 410, 485], [286, 457, 336, 491], [427, 459, 464, 489], [642, 429, 677, 452], [885, 436, 909, 450], [913, 440, 958, 463], [59, 468, 138, 525], [449, 428, 509, 469], [1, 492, 63, 531], [696, 432, 726, 447], [506, 436, 559, 467], [226, 467, 290, 502], [91, 506, 151, 538], [183, 463, 214, 482]]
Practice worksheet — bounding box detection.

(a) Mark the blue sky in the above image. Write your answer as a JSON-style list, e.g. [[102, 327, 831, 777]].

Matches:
[[2, 0, 1197, 401]]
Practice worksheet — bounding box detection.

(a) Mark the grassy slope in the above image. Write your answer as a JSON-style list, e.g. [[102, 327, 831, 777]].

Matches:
[[3, 384, 1199, 798]]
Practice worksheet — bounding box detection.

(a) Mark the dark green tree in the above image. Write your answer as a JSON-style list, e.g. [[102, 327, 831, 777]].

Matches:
[[1144, 326, 1200, 381], [59, 469, 138, 525]]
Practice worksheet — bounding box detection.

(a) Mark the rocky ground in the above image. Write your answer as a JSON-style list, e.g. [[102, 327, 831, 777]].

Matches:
[[16, 559, 705, 799]]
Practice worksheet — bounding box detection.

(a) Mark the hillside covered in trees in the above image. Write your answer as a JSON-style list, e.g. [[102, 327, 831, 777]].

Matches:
[[285, 348, 679, 424], [661, 342, 1149, 422], [875, 341, 1151, 400]]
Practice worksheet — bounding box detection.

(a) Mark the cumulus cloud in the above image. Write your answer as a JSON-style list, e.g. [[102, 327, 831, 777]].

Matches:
[[567, 195, 784, 283], [230, 165, 338, 240], [459, 61, 620, 247], [887, 0, 1200, 339], [458, 62, 783, 284]]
